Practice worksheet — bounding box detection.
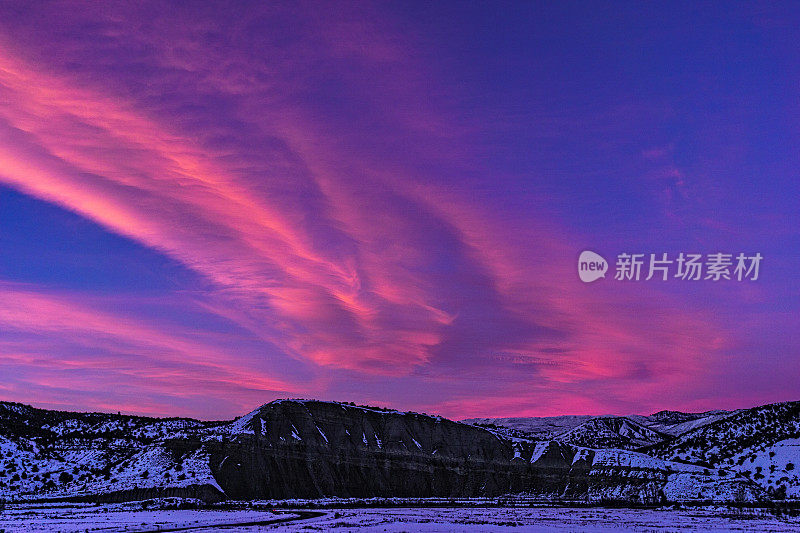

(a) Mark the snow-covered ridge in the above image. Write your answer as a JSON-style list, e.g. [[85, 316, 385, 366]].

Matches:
[[0, 397, 797, 503], [464, 409, 737, 449], [464, 415, 594, 440]]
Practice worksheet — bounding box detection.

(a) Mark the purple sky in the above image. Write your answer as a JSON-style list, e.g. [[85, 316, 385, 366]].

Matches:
[[0, 2, 798, 420]]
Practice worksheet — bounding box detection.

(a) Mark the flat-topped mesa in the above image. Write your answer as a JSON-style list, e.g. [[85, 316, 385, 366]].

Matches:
[[212, 400, 581, 499], [206, 399, 761, 502]]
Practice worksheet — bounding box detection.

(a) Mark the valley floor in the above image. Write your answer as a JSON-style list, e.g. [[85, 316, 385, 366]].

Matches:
[[1, 502, 800, 532]]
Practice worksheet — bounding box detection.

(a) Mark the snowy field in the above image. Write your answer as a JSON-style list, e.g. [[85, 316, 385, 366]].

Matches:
[[2, 503, 800, 532], [0, 502, 302, 532]]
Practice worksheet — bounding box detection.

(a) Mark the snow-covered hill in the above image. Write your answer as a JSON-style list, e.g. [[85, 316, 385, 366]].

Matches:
[[555, 416, 669, 449], [633, 410, 736, 436], [0, 401, 225, 501], [649, 401, 800, 499], [464, 415, 593, 440]]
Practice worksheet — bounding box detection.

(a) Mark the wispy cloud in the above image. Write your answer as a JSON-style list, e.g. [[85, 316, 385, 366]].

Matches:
[[0, 3, 769, 419]]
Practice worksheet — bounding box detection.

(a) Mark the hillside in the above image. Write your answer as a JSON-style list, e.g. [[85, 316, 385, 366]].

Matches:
[[554, 416, 670, 449], [0, 398, 783, 504], [467, 401, 800, 501], [466, 410, 735, 448], [0, 401, 225, 502], [464, 415, 593, 440], [649, 401, 800, 499]]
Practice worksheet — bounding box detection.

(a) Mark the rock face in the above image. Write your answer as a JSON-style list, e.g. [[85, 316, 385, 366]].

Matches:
[[206, 400, 760, 502], [211, 400, 572, 499], [214, 400, 523, 499]]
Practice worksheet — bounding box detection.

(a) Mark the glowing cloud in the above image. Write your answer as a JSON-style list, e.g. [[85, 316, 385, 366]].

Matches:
[[1, 3, 791, 419]]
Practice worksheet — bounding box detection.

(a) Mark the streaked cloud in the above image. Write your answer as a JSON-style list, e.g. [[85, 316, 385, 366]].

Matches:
[[0, 2, 793, 419]]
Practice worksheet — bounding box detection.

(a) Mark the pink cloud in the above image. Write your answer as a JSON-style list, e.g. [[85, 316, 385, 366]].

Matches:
[[0, 8, 739, 418]]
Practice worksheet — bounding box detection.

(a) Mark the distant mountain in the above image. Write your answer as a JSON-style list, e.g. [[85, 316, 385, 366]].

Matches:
[[0, 398, 788, 504], [464, 415, 593, 440], [634, 410, 735, 437], [466, 409, 737, 450], [554, 416, 670, 449]]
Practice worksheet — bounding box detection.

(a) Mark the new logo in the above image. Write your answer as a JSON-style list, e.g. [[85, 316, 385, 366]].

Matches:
[[578, 250, 608, 283]]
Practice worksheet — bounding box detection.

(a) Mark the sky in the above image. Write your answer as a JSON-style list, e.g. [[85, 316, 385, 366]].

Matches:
[[0, 1, 798, 420]]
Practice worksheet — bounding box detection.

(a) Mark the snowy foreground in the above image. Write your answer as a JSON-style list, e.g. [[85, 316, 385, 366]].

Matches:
[[1, 501, 800, 532]]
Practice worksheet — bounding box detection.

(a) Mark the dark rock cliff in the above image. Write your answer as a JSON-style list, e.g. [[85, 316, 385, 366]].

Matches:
[[205, 400, 755, 502], [209, 400, 575, 499]]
